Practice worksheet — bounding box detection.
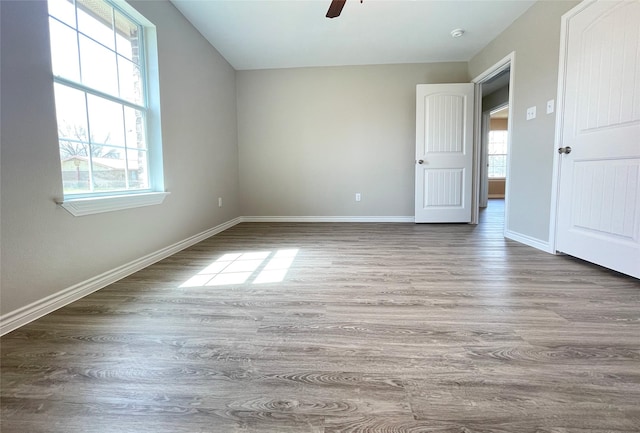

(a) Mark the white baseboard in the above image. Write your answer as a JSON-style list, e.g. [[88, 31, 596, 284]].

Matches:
[[0, 217, 242, 336], [505, 229, 552, 253], [241, 216, 415, 223]]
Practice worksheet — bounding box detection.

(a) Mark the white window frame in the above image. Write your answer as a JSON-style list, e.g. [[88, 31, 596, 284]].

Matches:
[[49, 0, 168, 216]]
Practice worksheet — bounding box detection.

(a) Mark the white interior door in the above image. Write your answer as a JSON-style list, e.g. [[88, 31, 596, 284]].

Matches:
[[415, 83, 474, 223], [555, 0, 640, 278]]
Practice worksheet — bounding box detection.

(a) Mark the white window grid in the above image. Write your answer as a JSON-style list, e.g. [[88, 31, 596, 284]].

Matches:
[[49, 0, 150, 197], [488, 130, 508, 179]]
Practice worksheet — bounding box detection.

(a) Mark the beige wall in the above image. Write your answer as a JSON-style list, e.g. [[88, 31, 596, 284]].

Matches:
[[490, 118, 508, 130], [469, 0, 579, 242], [482, 85, 509, 112], [0, 0, 240, 316], [489, 180, 506, 198], [237, 63, 468, 217]]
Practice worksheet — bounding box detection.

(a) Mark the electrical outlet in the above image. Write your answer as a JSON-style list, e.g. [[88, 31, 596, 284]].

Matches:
[[218, 197, 223, 207], [355, 193, 361, 202], [526, 106, 536, 120], [546, 99, 555, 114]]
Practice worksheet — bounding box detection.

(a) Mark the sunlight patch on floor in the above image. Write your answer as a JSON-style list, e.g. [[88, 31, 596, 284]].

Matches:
[[179, 249, 299, 287]]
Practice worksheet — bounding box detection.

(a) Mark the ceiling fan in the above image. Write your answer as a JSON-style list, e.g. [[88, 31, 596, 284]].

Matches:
[[326, 0, 346, 18], [326, 0, 362, 19]]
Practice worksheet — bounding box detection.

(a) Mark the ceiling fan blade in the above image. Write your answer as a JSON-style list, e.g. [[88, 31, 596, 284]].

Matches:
[[326, 0, 346, 18]]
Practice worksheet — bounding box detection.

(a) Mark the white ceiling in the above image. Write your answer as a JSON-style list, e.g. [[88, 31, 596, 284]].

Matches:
[[170, 0, 536, 71]]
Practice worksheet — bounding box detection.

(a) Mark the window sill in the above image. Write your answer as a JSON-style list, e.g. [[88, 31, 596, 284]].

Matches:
[[58, 191, 170, 216]]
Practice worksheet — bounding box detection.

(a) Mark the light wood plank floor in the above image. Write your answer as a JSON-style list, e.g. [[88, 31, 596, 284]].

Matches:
[[2, 200, 639, 432]]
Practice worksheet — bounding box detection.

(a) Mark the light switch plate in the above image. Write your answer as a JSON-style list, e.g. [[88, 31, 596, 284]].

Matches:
[[526, 106, 536, 120], [546, 99, 555, 114]]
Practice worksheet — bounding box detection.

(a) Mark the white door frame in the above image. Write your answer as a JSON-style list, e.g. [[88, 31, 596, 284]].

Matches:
[[479, 110, 491, 208], [471, 52, 515, 228]]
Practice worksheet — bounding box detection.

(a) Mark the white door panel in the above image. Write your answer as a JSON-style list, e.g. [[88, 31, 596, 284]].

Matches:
[[556, 0, 640, 278], [415, 83, 474, 223]]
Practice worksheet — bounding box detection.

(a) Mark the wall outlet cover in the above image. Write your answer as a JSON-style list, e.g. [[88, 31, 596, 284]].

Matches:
[[526, 106, 536, 120]]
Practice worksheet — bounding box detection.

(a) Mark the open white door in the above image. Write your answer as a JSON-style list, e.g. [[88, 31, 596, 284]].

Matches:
[[415, 83, 474, 223], [555, 0, 640, 278]]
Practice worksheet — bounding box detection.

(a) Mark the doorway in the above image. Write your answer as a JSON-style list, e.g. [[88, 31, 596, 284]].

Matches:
[[487, 105, 509, 199], [482, 104, 509, 227], [472, 53, 514, 231]]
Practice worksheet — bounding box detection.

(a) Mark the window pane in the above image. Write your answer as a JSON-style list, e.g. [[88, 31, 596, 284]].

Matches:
[[60, 141, 91, 194], [489, 131, 508, 154], [87, 94, 125, 146], [79, 35, 118, 96], [91, 144, 122, 159], [48, 0, 76, 28], [488, 155, 507, 178], [91, 145, 127, 191], [488, 130, 508, 178], [59, 140, 89, 160], [118, 57, 143, 105], [114, 9, 140, 62], [54, 84, 88, 142], [127, 149, 148, 189], [49, 18, 80, 82], [77, 0, 115, 50], [123, 106, 146, 150]]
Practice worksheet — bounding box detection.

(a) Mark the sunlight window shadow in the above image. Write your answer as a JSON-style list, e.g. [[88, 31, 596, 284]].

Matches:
[[253, 249, 299, 284], [179, 249, 299, 288]]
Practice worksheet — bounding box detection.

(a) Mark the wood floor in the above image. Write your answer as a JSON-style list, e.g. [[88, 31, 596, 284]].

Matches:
[[2, 200, 639, 432]]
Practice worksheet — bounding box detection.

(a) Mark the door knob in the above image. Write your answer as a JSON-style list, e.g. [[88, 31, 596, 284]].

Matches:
[[558, 146, 572, 154], [418, 159, 424, 164]]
